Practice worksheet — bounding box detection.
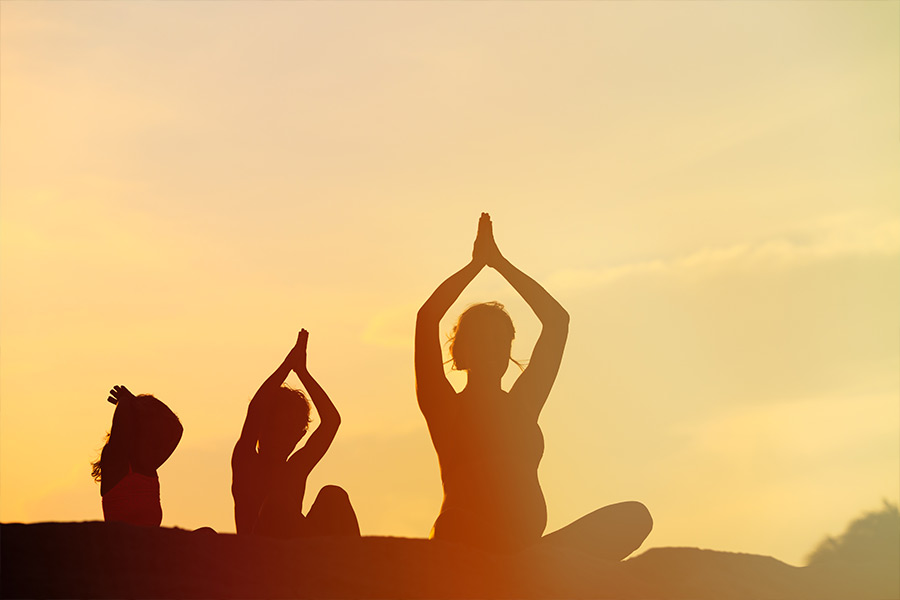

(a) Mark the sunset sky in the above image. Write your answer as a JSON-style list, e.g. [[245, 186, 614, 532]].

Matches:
[[1, 1, 897, 566]]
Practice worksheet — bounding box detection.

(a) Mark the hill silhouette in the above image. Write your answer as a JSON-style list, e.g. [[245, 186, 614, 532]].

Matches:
[[2, 507, 897, 599]]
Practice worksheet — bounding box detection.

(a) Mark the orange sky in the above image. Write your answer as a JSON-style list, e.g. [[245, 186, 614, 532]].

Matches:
[[1, 1, 897, 565]]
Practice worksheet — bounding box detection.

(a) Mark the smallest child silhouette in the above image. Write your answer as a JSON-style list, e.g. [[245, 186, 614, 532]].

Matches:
[[92, 385, 183, 527]]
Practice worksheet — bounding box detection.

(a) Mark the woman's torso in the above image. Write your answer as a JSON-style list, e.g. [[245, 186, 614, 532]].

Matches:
[[427, 388, 547, 550]]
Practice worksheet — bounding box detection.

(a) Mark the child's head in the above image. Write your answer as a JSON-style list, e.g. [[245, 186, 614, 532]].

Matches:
[[91, 394, 183, 482], [257, 386, 312, 461], [133, 394, 183, 470]]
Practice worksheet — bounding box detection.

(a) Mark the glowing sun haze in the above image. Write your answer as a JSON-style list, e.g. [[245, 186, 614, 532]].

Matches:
[[1, 1, 897, 566]]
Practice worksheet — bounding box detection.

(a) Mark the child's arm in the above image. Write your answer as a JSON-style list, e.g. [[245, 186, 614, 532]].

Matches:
[[99, 386, 137, 495], [232, 344, 296, 462], [254, 331, 338, 535], [232, 341, 297, 534], [286, 330, 339, 485]]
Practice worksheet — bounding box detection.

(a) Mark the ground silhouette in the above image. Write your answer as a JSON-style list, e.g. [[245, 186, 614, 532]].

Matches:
[[2, 517, 897, 599]]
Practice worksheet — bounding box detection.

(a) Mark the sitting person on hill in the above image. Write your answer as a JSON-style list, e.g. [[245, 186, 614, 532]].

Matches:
[[92, 385, 183, 527], [416, 213, 652, 558], [231, 329, 359, 538]]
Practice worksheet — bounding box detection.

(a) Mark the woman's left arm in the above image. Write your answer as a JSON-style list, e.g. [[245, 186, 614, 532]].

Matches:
[[484, 217, 569, 415]]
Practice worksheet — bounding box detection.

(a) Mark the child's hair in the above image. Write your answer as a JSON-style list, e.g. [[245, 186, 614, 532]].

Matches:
[[258, 385, 312, 453], [91, 394, 183, 482], [91, 434, 109, 482]]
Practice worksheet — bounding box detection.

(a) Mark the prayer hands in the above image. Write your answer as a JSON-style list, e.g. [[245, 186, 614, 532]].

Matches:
[[288, 329, 309, 375], [472, 212, 502, 268]]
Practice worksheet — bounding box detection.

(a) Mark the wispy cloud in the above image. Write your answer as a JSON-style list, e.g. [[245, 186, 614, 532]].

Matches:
[[546, 215, 900, 293]]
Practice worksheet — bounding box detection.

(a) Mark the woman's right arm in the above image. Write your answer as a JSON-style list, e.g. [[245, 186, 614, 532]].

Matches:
[[415, 215, 491, 416], [415, 262, 481, 415]]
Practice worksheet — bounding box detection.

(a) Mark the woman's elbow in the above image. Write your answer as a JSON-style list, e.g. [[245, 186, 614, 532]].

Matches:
[[417, 303, 441, 325], [548, 307, 569, 329]]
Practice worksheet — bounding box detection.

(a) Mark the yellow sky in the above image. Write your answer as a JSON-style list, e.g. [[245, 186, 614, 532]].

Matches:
[[1, 1, 897, 565]]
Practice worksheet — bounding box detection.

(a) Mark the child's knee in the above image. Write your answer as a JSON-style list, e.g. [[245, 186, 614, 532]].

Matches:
[[317, 484, 351, 505]]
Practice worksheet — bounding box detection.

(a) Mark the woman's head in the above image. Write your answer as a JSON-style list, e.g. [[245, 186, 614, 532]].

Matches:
[[449, 302, 516, 376], [257, 386, 312, 461]]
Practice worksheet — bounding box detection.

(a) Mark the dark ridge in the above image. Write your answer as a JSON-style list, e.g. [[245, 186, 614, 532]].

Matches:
[[3, 522, 896, 599]]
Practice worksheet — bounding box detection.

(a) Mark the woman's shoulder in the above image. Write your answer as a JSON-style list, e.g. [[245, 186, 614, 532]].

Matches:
[[420, 387, 462, 421]]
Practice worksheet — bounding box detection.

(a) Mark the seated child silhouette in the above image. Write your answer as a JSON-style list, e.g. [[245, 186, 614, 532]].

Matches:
[[92, 385, 183, 527], [231, 329, 359, 538]]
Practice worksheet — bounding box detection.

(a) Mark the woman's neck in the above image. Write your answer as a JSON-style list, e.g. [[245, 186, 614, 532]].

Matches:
[[465, 370, 503, 393]]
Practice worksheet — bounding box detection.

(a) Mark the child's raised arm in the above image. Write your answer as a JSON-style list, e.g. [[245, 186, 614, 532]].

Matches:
[[232, 341, 298, 461], [99, 385, 137, 495], [286, 330, 339, 479]]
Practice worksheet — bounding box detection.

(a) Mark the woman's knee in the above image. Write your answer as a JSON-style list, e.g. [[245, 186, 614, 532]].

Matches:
[[621, 501, 653, 538]]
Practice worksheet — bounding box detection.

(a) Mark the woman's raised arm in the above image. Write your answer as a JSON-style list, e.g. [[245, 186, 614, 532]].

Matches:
[[415, 215, 495, 416], [483, 215, 569, 416]]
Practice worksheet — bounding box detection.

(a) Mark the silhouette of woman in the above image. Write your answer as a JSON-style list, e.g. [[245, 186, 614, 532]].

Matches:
[[416, 213, 652, 558], [231, 329, 360, 539], [92, 386, 183, 527]]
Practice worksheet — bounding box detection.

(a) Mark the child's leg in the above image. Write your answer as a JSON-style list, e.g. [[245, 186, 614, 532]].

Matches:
[[255, 492, 306, 538], [305, 485, 360, 537]]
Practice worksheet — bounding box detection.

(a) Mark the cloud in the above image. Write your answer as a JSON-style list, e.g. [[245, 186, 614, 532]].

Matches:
[[546, 216, 900, 294], [668, 392, 899, 463]]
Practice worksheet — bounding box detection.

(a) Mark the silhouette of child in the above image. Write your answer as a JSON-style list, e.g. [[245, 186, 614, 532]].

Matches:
[[416, 213, 652, 558], [92, 385, 183, 527], [231, 329, 359, 538]]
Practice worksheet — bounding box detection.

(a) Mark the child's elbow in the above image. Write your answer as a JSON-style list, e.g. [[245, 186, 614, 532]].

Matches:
[[324, 411, 341, 430]]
